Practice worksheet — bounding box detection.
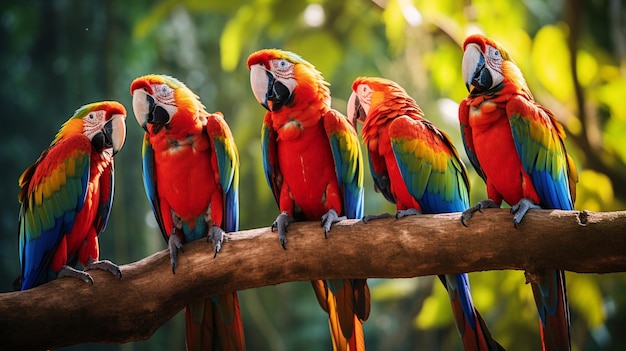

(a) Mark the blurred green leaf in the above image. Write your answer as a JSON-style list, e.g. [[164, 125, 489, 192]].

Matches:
[[567, 273, 606, 328], [371, 278, 418, 301], [220, 5, 255, 71], [414, 280, 452, 329], [531, 25, 575, 103]]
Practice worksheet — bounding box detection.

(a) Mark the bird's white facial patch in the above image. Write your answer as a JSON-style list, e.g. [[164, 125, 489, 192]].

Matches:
[[83, 109, 107, 140], [355, 84, 373, 116], [150, 83, 178, 118], [269, 58, 297, 94], [484, 45, 504, 87], [152, 83, 176, 106]]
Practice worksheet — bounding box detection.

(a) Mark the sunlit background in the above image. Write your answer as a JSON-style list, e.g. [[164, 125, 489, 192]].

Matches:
[[1, 0, 626, 350]]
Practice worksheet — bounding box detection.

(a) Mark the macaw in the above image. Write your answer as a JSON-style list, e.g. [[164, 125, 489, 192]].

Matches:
[[348, 77, 504, 351], [248, 49, 369, 351], [459, 33, 578, 351], [131, 74, 244, 351], [17, 101, 126, 291]]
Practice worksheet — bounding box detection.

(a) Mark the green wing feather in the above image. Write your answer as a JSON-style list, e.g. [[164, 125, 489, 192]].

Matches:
[[388, 116, 469, 213], [205, 113, 239, 232], [506, 95, 576, 210], [323, 110, 364, 219], [18, 135, 91, 289]]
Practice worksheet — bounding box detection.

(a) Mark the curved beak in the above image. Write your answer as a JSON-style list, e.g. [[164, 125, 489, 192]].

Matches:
[[462, 44, 491, 94], [347, 92, 367, 129], [131, 89, 172, 132], [107, 114, 126, 155], [93, 113, 126, 155], [250, 64, 293, 112]]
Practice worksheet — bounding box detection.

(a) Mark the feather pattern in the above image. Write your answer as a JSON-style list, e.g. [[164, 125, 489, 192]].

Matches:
[[352, 76, 503, 351], [248, 49, 369, 351], [131, 74, 244, 351], [18, 101, 125, 290], [460, 34, 576, 351]]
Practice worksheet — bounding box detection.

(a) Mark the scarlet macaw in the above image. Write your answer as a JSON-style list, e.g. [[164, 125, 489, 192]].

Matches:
[[18, 101, 126, 290], [248, 49, 369, 351], [131, 74, 244, 350], [459, 34, 577, 351], [348, 76, 504, 351]]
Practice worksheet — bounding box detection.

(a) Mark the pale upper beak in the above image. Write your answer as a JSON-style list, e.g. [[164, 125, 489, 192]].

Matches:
[[250, 64, 271, 110], [107, 113, 126, 155], [462, 43, 491, 94], [347, 91, 368, 128], [132, 88, 150, 130], [249, 63, 294, 112], [131, 88, 174, 131]]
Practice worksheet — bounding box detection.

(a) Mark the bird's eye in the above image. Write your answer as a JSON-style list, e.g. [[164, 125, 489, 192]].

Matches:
[[89, 114, 94, 119], [154, 84, 172, 98], [494, 50, 501, 57]]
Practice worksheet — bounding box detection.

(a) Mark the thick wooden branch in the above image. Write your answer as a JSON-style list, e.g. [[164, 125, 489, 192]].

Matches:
[[2, 209, 625, 350]]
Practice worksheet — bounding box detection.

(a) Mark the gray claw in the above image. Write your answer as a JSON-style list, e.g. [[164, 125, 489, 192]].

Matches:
[[362, 212, 393, 224], [272, 212, 294, 249], [395, 208, 421, 219], [208, 225, 225, 258], [57, 265, 94, 285], [510, 198, 541, 227], [460, 199, 500, 226], [84, 259, 122, 279], [321, 209, 346, 238], [168, 234, 184, 274]]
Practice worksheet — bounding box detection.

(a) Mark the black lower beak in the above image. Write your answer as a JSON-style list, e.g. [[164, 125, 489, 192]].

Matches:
[[146, 95, 170, 125], [265, 71, 292, 111], [92, 121, 114, 154], [143, 95, 170, 133], [470, 55, 492, 94]]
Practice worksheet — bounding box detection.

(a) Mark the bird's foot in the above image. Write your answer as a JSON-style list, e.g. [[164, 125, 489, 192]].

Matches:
[[396, 208, 421, 219], [84, 258, 122, 279], [510, 198, 541, 227], [207, 225, 225, 258], [168, 234, 184, 274], [271, 212, 294, 250], [362, 212, 394, 223], [57, 265, 94, 285], [320, 209, 346, 238], [460, 199, 500, 227]]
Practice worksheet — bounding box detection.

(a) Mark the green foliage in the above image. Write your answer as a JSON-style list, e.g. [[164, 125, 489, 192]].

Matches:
[[2, 0, 626, 350]]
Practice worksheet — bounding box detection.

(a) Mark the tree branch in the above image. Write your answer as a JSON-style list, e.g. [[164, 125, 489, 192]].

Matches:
[[2, 209, 625, 350]]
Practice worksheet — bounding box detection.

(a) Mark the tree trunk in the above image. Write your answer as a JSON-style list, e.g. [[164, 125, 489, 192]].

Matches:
[[1, 209, 625, 350]]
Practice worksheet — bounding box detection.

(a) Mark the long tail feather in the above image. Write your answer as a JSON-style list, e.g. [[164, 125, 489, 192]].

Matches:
[[531, 269, 570, 351], [440, 274, 505, 351], [185, 293, 245, 351], [312, 279, 368, 351]]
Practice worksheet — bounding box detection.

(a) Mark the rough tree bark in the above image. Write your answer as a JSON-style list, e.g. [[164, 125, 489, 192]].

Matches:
[[1, 209, 625, 350]]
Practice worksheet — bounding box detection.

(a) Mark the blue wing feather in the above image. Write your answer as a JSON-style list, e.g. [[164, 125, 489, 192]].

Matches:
[[507, 97, 574, 211], [261, 116, 281, 207], [323, 110, 364, 220], [18, 136, 91, 290], [141, 134, 168, 242], [389, 117, 470, 215], [206, 114, 240, 233]]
